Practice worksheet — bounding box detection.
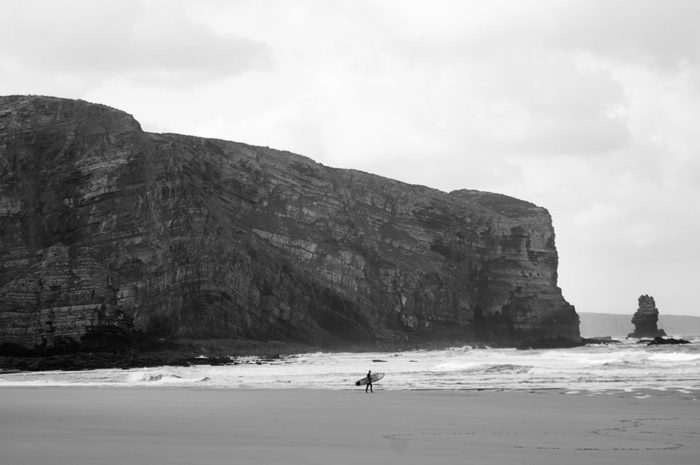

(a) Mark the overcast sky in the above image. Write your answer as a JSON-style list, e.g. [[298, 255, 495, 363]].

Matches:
[[2, 0, 699, 317]]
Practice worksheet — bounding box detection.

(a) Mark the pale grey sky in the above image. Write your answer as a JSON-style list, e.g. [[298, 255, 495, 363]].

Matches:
[[2, 0, 699, 316]]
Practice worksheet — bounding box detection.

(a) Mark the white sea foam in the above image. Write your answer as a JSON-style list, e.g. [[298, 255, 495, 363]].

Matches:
[[647, 352, 700, 362], [432, 361, 480, 371], [123, 372, 210, 385], [1, 341, 699, 393]]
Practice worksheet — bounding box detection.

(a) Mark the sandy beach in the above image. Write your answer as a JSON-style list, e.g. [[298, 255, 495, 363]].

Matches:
[[1, 387, 698, 465]]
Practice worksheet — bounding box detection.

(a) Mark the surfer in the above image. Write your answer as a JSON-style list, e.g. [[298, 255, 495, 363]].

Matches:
[[366, 370, 373, 393]]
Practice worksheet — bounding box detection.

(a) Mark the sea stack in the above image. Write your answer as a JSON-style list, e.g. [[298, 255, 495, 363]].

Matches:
[[628, 295, 666, 338]]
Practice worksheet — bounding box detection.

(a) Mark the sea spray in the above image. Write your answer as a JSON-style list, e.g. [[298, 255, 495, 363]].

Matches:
[[1, 339, 699, 395]]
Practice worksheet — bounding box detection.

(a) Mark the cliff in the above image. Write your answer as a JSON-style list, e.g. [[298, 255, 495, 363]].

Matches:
[[0, 95, 579, 358]]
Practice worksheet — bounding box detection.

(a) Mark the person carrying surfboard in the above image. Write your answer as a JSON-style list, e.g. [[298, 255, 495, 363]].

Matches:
[[355, 371, 383, 390]]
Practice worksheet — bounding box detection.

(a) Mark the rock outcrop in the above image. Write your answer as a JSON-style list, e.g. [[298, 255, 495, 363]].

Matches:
[[628, 295, 666, 338], [0, 95, 579, 356], [646, 336, 689, 345]]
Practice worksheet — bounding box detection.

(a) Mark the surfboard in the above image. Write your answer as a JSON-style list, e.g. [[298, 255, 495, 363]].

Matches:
[[355, 372, 384, 386]]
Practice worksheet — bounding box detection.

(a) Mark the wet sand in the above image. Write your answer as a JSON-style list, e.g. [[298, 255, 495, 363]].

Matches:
[[1, 387, 698, 465]]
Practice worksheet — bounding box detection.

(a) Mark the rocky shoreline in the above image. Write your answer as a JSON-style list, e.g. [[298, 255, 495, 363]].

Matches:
[[0, 334, 593, 372], [3, 334, 692, 372], [0, 338, 316, 371]]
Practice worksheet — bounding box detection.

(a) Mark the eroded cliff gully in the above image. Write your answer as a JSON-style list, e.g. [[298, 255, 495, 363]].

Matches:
[[0, 96, 580, 362]]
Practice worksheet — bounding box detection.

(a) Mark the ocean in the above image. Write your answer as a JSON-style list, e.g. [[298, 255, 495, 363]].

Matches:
[[2, 337, 699, 396]]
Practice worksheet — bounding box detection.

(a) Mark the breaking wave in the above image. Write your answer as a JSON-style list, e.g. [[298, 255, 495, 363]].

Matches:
[[1, 337, 699, 394]]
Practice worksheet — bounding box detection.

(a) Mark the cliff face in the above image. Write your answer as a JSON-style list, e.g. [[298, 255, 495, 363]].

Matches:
[[0, 96, 579, 352]]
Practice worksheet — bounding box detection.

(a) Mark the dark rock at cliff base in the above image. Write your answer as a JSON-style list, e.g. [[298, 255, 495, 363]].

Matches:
[[0, 95, 579, 359], [646, 336, 690, 345], [583, 336, 621, 345], [516, 336, 585, 350], [628, 295, 666, 338]]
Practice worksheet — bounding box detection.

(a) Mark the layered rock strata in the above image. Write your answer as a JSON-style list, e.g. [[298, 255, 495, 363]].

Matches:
[[0, 96, 579, 354], [628, 295, 666, 338]]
